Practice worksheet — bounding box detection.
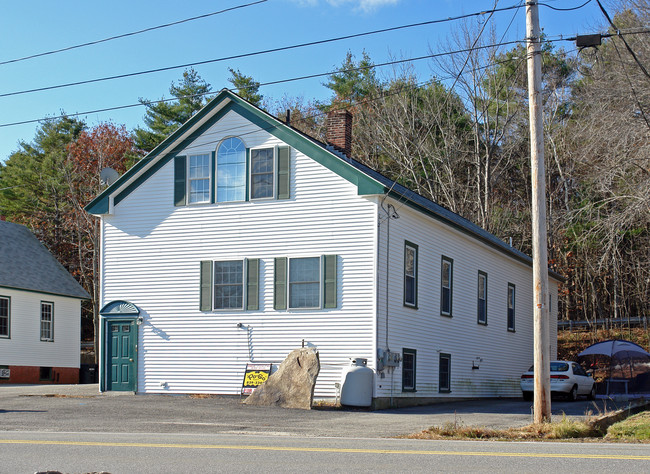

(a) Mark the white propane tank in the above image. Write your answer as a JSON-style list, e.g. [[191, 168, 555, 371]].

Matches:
[[340, 358, 373, 407]]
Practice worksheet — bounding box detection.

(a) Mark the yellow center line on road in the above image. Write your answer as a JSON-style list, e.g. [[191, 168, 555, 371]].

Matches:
[[0, 439, 649, 460]]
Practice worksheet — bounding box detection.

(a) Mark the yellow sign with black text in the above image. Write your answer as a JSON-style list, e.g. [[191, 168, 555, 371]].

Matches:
[[241, 363, 272, 395]]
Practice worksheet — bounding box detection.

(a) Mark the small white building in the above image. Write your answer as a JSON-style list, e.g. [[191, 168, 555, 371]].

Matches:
[[86, 89, 561, 405], [0, 220, 89, 384]]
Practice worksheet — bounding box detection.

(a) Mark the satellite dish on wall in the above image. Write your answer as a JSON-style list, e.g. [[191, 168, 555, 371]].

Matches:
[[100, 167, 120, 186]]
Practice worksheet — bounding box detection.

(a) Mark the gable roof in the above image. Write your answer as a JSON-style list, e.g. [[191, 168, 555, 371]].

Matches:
[[0, 220, 90, 299], [85, 89, 563, 281]]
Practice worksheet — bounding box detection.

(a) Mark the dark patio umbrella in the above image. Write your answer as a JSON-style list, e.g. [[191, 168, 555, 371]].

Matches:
[[578, 339, 650, 359], [578, 340, 650, 395]]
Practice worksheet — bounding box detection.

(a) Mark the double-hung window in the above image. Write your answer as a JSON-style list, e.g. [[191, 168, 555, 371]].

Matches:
[[188, 154, 211, 203], [477, 271, 487, 325], [441, 256, 453, 316], [217, 137, 246, 202], [402, 349, 416, 391], [289, 257, 321, 309], [274, 255, 337, 310], [0, 296, 9, 338], [213, 261, 244, 310], [404, 242, 418, 308], [250, 147, 275, 200], [507, 283, 516, 332], [199, 259, 260, 312], [40, 302, 53, 341], [439, 353, 451, 393]]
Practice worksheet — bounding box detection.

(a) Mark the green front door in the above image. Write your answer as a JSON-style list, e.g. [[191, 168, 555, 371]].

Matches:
[[106, 320, 136, 391]]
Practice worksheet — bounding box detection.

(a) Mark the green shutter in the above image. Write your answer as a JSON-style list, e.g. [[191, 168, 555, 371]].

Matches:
[[246, 258, 259, 311], [210, 150, 216, 204], [174, 155, 187, 206], [277, 146, 290, 200], [200, 260, 212, 311], [323, 255, 337, 309], [245, 148, 250, 201], [274, 257, 287, 310]]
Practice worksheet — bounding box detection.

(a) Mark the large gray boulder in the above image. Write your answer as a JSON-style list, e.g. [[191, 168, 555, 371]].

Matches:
[[243, 348, 320, 409]]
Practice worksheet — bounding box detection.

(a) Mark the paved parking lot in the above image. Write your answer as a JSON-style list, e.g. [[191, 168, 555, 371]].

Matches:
[[0, 384, 631, 438]]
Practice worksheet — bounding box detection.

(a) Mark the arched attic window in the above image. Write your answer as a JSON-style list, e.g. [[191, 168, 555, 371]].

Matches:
[[216, 137, 246, 202]]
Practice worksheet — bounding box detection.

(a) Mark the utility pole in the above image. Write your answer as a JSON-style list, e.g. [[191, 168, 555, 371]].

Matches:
[[526, 0, 551, 423]]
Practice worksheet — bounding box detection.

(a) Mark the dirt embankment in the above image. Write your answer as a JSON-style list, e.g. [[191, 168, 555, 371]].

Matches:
[[558, 327, 650, 361]]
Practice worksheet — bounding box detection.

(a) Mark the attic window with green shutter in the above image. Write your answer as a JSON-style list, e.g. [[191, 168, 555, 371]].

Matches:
[[188, 154, 211, 203], [250, 147, 274, 200], [175, 141, 291, 206]]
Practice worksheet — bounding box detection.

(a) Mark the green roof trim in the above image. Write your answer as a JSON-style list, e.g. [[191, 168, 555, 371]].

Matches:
[[85, 89, 385, 215], [229, 97, 386, 196], [85, 93, 231, 214]]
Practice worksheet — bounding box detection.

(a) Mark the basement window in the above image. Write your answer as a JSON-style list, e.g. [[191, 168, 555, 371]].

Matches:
[[40, 367, 53, 381]]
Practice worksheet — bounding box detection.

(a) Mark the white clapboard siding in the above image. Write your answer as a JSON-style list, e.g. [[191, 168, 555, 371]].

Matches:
[[374, 197, 559, 399], [102, 110, 378, 396], [0, 288, 81, 368]]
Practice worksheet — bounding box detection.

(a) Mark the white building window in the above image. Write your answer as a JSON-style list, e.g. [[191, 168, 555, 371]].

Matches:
[[439, 353, 451, 392], [213, 261, 244, 310], [188, 154, 211, 203], [289, 257, 321, 309], [441, 256, 453, 316], [507, 283, 516, 332], [250, 147, 275, 200], [0, 296, 9, 338], [402, 349, 416, 391], [40, 302, 53, 341], [217, 137, 246, 202], [478, 271, 487, 325], [404, 242, 418, 308]]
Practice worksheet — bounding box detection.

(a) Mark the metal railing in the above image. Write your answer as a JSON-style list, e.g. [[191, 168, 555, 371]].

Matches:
[[558, 316, 648, 330]]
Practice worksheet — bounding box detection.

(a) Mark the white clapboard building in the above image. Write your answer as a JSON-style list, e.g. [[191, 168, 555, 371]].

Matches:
[[0, 220, 89, 384], [86, 89, 561, 406]]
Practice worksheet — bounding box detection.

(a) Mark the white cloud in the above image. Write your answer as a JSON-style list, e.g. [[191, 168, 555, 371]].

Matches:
[[354, 0, 400, 12], [293, 0, 400, 13]]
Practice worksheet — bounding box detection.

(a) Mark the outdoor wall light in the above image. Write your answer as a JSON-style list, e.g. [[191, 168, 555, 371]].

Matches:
[[136, 316, 144, 325]]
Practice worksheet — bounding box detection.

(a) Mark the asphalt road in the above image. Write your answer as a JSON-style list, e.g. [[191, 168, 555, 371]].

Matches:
[[0, 384, 629, 438], [1, 384, 648, 473], [1, 431, 649, 473]]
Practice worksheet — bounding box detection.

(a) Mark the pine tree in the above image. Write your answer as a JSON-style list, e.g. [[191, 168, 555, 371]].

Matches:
[[134, 68, 213, 152], [228, 68, 263, 106], [323, 51, 379, 109]]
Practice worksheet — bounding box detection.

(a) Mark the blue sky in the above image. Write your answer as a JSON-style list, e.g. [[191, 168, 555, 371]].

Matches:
[[0, 0, 606, 162]]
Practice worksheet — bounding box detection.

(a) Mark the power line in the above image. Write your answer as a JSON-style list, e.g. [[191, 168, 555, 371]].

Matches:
[[0, 1, 269, 67], [595, 0, 650, 82], [610, 36, 650, 131], [538, 0, 593, 12], [180, 56, 531, 154], [0, 3, 529, 100], [443, 0, 501, 104], [2, 28, 646, 129], [0, 40, 525, 128]]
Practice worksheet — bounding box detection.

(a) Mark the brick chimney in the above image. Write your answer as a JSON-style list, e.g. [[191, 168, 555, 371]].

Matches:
[[326, 109, 352, 157]]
